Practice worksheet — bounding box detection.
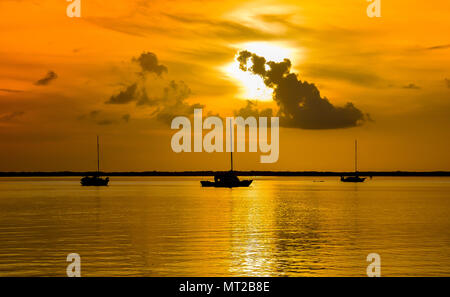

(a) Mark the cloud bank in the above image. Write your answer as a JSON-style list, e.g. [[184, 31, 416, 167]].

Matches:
[[237, 50, 368, 129], [105, 52, 203, 124]]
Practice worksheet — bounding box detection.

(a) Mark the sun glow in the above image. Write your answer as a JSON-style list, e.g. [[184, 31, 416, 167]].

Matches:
[[223, 42, 296, 101]]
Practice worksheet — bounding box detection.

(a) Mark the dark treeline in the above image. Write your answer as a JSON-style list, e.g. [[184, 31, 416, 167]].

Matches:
[[0, 171, 449, 177]]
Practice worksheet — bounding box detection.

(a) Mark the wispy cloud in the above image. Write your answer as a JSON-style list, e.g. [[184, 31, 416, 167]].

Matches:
[[0, 88, 23, 93], [426, 44, 450, 51], [85, 17, 169, 37], [403, 83, 421, 90], [0, 111, 24, 122], [164, 13, 275, 41], [303, 64, 383, 87], [34, 71, 58, 86]]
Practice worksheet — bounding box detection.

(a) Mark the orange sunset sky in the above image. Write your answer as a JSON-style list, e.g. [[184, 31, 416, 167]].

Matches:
[[0, 0, 449, 172]]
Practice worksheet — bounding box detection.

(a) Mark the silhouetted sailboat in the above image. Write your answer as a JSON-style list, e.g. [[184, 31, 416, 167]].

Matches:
[[201, 119, 253, 188], [341, 140, 366, 183], [81, 136, 109, 186]]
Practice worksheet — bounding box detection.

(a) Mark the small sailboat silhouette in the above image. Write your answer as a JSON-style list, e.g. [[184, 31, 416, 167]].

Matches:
[[201, 119, 253, 188], [341, 140, 366, 183], [81, 136, 109, 186]]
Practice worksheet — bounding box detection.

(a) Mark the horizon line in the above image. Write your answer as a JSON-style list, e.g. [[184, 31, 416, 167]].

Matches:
[[0, 170, 449, 177]]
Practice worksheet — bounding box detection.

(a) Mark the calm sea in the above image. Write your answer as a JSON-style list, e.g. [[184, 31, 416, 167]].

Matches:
[[0, 176, 448, 276]]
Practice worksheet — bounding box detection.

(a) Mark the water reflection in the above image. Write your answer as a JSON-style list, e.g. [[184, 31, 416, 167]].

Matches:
[[0, 177, 449, 276]]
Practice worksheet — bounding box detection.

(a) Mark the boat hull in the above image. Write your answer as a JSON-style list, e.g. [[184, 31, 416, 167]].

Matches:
[[201, 180, 253, 188], [81, 176, 109, 186], [340, 176, 366, 183]]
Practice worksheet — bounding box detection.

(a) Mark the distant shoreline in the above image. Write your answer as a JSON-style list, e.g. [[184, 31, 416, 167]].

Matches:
[[0, 171, 449, 177]]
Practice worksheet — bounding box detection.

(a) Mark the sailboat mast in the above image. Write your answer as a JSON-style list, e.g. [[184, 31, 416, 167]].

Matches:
[[355, 139, 357, 173], [97, 135, 100, 174], [229, 119, 233, 172]]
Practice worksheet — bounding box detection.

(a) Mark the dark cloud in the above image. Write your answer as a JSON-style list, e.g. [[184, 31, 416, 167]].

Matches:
[[105, 83, 138, 104], [105, 52, 204, 125], [237, 50, 368, 129], [403, 83, 421, 90], [0, 111, 24, 122], [235, 101, 273, 118], [35, 71, 58, 86], [133, 52, 168, 76]]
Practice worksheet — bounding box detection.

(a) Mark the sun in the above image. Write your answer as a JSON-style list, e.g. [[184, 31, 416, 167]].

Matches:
[[223, 42, 296, 101]]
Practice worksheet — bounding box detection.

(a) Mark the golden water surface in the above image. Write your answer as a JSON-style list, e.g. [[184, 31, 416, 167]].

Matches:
[[0, 177, 449, 276]]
